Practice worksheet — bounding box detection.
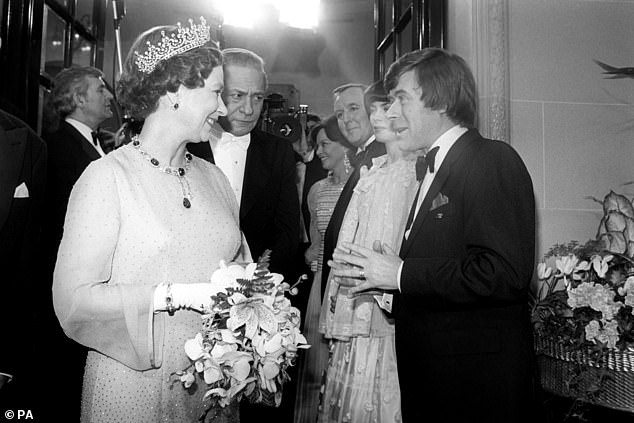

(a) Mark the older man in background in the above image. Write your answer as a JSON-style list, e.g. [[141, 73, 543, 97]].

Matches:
[[40, 66, 114, 422], [320, 83, 385, 297], [187, 48, 300, 422]]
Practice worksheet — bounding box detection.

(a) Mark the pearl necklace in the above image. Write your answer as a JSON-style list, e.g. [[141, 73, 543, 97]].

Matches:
[[132, 135, 193, 208]]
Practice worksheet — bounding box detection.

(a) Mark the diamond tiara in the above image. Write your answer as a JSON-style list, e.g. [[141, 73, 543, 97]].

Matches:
[[134, 17, 211, 74]]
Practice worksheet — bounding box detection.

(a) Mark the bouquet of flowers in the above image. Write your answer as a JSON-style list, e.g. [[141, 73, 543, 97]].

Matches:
[[533, 191, 634, 351], [177, 250, 309, 412]]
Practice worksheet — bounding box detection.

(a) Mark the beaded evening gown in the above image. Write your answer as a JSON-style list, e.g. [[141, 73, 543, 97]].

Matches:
[[294, 174, 347, 423], [53, 143, 242, 423], [318, 155, 418, 423]]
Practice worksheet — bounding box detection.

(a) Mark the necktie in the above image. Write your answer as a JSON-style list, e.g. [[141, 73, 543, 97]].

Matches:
[[415, 146, 439, 181]]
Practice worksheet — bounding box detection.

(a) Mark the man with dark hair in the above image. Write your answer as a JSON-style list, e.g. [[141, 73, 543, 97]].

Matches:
[[0, 109, 46, 418], [320, 83, 385, 298], [41, 65, 113, 421], [331, 48, 537, 422]]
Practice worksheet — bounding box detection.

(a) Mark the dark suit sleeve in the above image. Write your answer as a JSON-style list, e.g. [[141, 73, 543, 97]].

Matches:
[[400, 142, 535, 307], [269, 140, 300, 276], [0, 128, 47, 378]]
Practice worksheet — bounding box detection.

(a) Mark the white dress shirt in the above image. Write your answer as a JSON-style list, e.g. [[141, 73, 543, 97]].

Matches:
[[65, 117, 106, 157], [397, 125, 468, 289], [210, 132, 251, 206]]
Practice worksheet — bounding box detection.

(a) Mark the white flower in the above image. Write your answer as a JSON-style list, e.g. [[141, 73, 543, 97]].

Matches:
[[556, 255, 578, 276], [209, 261, 258, 292], [184, 333, 206, 361], [591, 254, 613, 279], [537, 262, 552, 280]]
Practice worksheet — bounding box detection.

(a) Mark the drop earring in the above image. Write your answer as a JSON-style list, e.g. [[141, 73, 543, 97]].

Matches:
[[172, 103, 179, 111], [344, 151, 352, 174]]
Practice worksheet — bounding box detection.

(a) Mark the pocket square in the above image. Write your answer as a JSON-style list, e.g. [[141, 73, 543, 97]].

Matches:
[[430, 192, 449, 211], [13, 182, 29, 198]]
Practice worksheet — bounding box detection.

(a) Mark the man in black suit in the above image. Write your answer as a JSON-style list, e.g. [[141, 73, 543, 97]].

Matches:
[[331, 49, 537, 422], [43, 66, 113, 256], [188, 48, 299, 280], [188, 47, 299, 422], [320, 83, 385, 298], [0, 109, 46, 417], [41, 66, 113, 421]]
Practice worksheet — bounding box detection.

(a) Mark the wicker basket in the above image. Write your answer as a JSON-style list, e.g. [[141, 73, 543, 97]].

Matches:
[[535, 334, 634, 413]]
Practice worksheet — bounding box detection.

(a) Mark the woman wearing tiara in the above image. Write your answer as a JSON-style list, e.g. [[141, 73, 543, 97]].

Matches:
[[53, 19, 244, 422], [318, 81, 419, 422]]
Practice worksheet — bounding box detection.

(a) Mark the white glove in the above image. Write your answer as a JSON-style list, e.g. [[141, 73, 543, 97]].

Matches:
[[153, 283, 217, 313]]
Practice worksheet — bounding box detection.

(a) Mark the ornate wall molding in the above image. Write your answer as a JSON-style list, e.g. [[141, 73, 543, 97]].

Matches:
[[472, 0, 510, 143]]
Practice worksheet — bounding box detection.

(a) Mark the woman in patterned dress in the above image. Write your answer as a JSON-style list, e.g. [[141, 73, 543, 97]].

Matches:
[[294, 115, 355, 423], [52, 20, 246, 422], [318, 81, 419, 423]]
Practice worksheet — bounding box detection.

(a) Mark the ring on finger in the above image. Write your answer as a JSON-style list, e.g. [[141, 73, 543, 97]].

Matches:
[[359, 269, 365, 278]]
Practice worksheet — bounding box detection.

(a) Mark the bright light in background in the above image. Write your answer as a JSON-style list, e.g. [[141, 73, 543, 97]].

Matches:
[[213, 0, 320, 30]]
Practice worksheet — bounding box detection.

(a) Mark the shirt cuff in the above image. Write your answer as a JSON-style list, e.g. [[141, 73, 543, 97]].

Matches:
[[153, 283, 168, 312], [397, 261, 404, 292]]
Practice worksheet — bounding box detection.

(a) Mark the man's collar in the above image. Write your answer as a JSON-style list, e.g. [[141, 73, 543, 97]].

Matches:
[[357, 134, 376, 154], [65, 117, 94, 143], [210, 131, 251, 150]]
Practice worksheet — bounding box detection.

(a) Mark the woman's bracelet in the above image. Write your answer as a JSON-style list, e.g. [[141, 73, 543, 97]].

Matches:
[[165, 283, 176, 316]]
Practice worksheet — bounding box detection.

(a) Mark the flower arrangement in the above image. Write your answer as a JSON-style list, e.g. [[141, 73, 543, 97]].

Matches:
[[533, 191, 634, 350], [532, 191, 634, 409], [176, 250, 309, 415]]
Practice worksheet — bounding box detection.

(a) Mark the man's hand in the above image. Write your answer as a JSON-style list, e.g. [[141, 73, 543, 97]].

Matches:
[[329, 240, 402, 295]]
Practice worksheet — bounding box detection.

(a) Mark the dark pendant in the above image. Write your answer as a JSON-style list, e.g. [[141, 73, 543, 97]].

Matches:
[[150, 158, 159, 167], [178, 167, 185, 176], [185, 153, 192, 161], [183, 197, 191, 208], [132, 140, 140, 146]]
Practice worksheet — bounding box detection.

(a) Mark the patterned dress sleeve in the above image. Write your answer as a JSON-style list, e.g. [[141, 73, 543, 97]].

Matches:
[[52, 160, 159, 371]]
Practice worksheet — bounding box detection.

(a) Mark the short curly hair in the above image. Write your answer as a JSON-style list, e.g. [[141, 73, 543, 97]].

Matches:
[[51, 66, 105, 118], [116, 25, 223, 119]]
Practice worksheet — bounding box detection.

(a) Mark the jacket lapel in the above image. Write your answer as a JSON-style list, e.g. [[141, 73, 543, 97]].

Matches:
[[0, 121, 27, 229], [400, 130, 478, 257], [63, 122, 101, 162], [240, 133, 269, 219]]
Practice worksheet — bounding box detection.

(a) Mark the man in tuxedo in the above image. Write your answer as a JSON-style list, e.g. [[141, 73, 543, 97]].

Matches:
[[43, 66, 113, 255], [41, 66, 113, 421], [320, 83, 385, 298], [330, 49, 537, 422], [0, 109, 46, 417], [187, 47, 299, 280], [186, 48, 299, 420]]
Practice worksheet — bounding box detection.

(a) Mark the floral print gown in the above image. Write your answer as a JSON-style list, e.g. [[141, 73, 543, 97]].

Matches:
[[318, 155, 418, 423]]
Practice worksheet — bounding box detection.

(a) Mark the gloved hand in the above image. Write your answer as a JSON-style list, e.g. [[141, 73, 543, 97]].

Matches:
[[153, 283, 217, 313]]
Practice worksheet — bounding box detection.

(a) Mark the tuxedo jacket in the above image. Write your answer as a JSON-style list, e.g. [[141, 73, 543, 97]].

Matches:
[[42, 120, 101, 259], [395, 129, 536, 422], [188, 128, 300, 279], [0, 110, 46, 381], [320, 139, 386, 297]]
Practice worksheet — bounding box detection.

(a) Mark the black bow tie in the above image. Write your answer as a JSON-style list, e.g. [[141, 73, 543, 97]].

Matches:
[[415, 146, 439, 181], [91, 130, 101, 147]]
